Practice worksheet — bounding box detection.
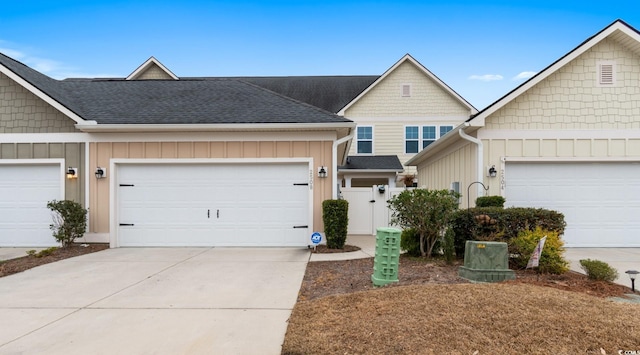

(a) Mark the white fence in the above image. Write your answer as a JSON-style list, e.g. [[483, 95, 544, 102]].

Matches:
[[341, 185, 406, 235]]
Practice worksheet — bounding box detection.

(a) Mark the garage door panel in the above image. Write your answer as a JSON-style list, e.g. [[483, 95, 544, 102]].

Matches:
[[0, 164, 62, 247], [506, 162, 640, 247], [117, 163, 310, 247]]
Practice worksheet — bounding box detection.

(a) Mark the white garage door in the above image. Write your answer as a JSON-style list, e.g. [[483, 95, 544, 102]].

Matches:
[[0, 163, 63, 247], [505, 162, 640, 247], [117, 163, 311, 247]]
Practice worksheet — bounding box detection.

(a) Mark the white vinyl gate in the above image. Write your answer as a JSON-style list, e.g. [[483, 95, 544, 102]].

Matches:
[[341, 185, 405, 235]]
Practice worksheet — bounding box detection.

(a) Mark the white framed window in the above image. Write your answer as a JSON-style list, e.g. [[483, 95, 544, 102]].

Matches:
[[405, 125, 454, 154], [401, 84, 411, 97], [356, 126, 373, 154], [597, 60, 616, 86]]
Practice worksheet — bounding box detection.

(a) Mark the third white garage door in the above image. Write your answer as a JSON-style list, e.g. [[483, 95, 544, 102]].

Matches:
[[116, 162, 311, 247], [505, 162, 640, 247]]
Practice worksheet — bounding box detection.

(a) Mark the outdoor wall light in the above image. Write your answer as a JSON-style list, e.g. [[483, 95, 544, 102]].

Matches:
[[318, 166, 328, 178], [378, 185, 386, 194], [66, 167, 78, 179], [626, 270, 639, 292], [488, 165, 497, 178], [95, 167, 106, 179]]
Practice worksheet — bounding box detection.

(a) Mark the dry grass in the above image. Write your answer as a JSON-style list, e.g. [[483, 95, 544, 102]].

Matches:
[[284, 282, 640, 354]]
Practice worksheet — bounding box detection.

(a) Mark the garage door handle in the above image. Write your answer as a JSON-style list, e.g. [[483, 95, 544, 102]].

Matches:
[[119, 223, 134, 226], [207, 209, 210, 218], [369, 200, 375, 203], [293, 225, 308, 229]]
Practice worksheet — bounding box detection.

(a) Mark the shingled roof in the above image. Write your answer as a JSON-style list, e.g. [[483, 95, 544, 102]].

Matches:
[[338, 155, 404, 171], [0, 53, 361, 125]]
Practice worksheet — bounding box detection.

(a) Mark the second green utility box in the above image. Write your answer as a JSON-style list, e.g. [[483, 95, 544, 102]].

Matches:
[[371, 227, 401, 287], [458, 241, 515, 282]]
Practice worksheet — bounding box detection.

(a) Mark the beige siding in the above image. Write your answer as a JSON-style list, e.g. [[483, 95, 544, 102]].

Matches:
[[0, 73, 78, 133], [416, 140, 477, 208], [485, 38, 640, 130], [89, 141, 333, 234], [135, 63, 174, 80], [345, 61, 471, 118], [0, 142, 85, 204]]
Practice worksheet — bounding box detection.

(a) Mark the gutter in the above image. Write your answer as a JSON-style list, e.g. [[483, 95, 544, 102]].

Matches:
[[458, 123, 485, 200], [332, 129, 355, 199]]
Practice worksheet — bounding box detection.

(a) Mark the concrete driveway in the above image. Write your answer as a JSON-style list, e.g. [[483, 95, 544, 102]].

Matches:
[[0, 247, 309, 354]]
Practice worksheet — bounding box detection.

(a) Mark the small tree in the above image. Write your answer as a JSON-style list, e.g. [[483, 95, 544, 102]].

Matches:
[[388, 189, 460, 258], [47, 200, 87, 247]]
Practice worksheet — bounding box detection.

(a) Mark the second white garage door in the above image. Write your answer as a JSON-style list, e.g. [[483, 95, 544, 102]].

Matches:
[[116, 162, 311, 247], [505, 162, 640, 247]]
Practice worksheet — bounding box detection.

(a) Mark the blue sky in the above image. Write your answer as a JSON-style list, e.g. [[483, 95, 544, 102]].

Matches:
[[2, 1, 640, 109]]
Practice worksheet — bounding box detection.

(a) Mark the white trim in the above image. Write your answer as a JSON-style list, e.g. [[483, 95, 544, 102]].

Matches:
[[349, 116, 468, 123], [0, 63, 86, 124], [339, 169, 403, 173], [75, 122, 355, 133], [472, 21, 640, 123], [109, 158, 314, 248], [84, 142, 90, 231], [126, 56, 179, 81], [502, 156, 640, 163], [338, 54, 477, 115], [332, 130, 355, 199], [0, 131, 339, 143], [0, 158, 66, 200], [477, 129, 640, 140], [355, 125, 374, 155]]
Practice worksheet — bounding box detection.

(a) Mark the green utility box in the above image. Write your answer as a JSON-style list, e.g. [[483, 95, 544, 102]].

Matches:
[[458, 241, 515, 282], [371, 227, 401, 287]]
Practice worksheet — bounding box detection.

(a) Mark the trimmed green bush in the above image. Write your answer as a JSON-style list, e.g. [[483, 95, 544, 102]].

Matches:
[[510, 227, 569, 274], [400, 228, 421, 257], [451, 207, 566, 257], [580, 259, 619, 282], [322, 199, 349, 249], [443, 227, 455, 265], [47, 200, 87, 247], [475, 195, 506, 208]]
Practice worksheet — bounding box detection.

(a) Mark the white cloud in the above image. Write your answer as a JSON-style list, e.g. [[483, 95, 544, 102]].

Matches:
[[468, 74, 503, 82], [512, 71, 536, 80]]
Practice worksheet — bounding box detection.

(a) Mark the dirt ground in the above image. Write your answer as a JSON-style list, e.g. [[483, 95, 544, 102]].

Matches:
[[0, 244, 109, 278], [284, 255, 639, 354]]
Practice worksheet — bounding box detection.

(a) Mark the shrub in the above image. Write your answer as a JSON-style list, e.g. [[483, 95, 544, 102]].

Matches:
[[442, 227, 455, 265], [451, 207, 566, 257], [388, 189, 460, 258], [322, 199, 349, 249], [35, 247, 58, 258], [580, 259, 619, 282], [401, 228, 441, 257], [510, 227, 569, 274], [475, 196, 506, 208], [47, 200, 87, 247]]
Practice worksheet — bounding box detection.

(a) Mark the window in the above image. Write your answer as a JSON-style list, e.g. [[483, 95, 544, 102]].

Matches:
[[356, 126, 373, 154], [405, 125, 454, 154], [405, 126, 419, 153]]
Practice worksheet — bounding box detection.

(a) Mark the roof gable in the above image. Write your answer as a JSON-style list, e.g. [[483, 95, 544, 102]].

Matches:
[[469, 19, 640, 126], [126, 57, 178, 80], [338, 54, 477, 115]]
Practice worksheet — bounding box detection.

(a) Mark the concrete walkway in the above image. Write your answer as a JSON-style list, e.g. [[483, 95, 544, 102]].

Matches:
[[0, 247, 308, 354]]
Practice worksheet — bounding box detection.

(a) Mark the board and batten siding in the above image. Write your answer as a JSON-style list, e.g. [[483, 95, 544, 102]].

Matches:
[[0, 142, 85, 204], [415, 139, 477, 208], [0, 72, 77, 133], [89, 141, 333, 235]]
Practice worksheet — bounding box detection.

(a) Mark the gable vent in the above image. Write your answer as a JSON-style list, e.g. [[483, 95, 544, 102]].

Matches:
[[597, 61, 616, 86], [401, 84, 411, 97]]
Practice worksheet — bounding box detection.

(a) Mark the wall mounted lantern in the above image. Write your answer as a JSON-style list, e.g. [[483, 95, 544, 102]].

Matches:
[[488, 165, 497, 178], [66, 167, 78, 179], [626, 270, 639, 292], [95, 167, 106, 179], [318, 166, 328, 178], [378, 185, 386, 194]]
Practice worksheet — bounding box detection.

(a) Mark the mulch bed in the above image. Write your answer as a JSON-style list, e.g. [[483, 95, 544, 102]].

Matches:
[[310, 244, 361, 253], [0, 243, 109, 278]]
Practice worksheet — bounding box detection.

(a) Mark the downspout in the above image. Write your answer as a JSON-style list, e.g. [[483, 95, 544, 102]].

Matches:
[[459, 123, 484, 205], [332, 128, 355, 199]]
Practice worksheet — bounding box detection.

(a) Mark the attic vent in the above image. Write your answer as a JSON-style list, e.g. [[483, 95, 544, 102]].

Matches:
[[597, 61, 616, 86], [401, 84, 411, 97]]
